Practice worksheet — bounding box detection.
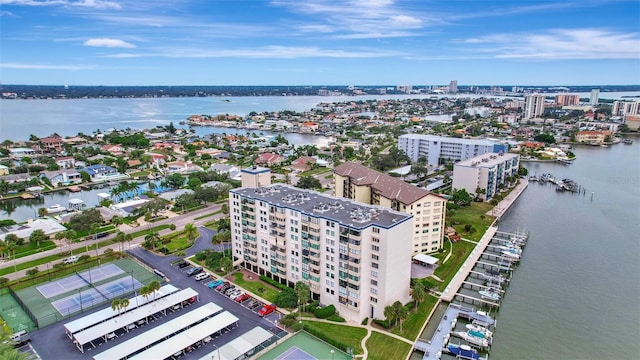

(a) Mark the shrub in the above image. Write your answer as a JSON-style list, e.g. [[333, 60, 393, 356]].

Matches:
[[361, 317, 369, 325], [26, 267, 39, 276], [53, 263, 64, 269], [314, 304, 336, 319], [374, 319, 390, 329], [104, 248, 114, 255], [259, 275, 291, 291], [161, 238, 171, 245], [0, 277, 9, 287], [327, 314, 346, 322], [464, 224, 472, 232], [274, 289, 298, 308], [169, 224, 176, 231]]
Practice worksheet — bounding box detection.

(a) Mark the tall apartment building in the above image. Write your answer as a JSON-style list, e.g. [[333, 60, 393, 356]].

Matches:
[[612, 100, 640, 117], [452, 153, 520, 201], [555, 94, 580, 106], [398, 134, 506, 166], [241, 166, 271, 188], [523, 94, 546, 119], [333, 162, 446, 254], [448, 80, 458, 93], [229, 184, 413, 322], [590, 89, 600, 106]]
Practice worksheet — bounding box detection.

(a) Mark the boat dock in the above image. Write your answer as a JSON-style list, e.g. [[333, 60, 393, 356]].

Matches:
[[415, 304, 493, 360]]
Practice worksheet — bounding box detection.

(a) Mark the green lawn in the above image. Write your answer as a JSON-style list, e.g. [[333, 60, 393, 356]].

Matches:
[[302, 321, 367, 354], [391, 295, 439, 340], [448, 202, 495, 241], [366, 332, 412, 360], [301, 167, 332, 177], [195, 210, 221, 221], [14, 241, 56, 259], [231, 272, 280, 302], [164, 235, 192, 253], [433, 240, 478, 291], [129, 170, 150, 178]]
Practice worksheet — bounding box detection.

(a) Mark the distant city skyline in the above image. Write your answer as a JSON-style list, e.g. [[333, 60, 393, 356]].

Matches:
[[1, 0, 639, 86]]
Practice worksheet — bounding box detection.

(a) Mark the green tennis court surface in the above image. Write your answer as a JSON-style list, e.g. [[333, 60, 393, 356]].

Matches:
[[260, 331, 351, 360]]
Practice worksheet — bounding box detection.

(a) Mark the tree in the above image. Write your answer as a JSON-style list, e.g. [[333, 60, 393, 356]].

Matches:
[[64, 230, 76, 254], [29, 229, 48, 248], [111, 299, 121, 314], [144, 230, 160, 251], [295, 281, 311, 313], [392, 301, 404, 327], [119, 298, 130, 314], [384, 305, 396, 327], [38, 207, 48, 218], [451, 188, 472, 206], [165, 173, 186, 189], [68, 208, 103, 233], [534, 133, 556, 144], [139, 285, 151, 303], [184, 223, 198, 244], [220, 257, 232, 275], [411, 282, 426, 309], [397, 304, 409, 331], [148, 280, 161, 301], [221, 203, 229, 215], [410, 163, 428, 180], [296, 176, 321, 190]]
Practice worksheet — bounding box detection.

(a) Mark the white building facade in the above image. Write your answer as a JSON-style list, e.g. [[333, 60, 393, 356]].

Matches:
[[452, 153, 520, 201], [398, 134, 501, 166], [230, 184, 413, 322], [523, 94, 546, 119]]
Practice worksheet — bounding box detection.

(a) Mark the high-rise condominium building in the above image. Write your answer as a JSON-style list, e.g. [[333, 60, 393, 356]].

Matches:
[[398, 134, 506, 166], [590, 89, 600, 106], [612, 100, 640, 117], [523, 94, 546, 119], [448, 80, 458, 93], [229, 184, 413, 322], [333, 162, 446, 254], [452, 153, 520, 201], [555, 94, 580, 106]]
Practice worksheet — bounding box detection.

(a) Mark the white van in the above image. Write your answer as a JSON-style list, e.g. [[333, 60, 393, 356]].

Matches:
[[193, 272, 210, 281]]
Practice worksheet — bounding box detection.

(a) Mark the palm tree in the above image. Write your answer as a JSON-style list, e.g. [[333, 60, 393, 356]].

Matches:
[[139, 285, 150, 303], [119, 298, 130, 314], [384, 305, 396, 328], [144, 230, 160, 251], [411, 282, 426, 310], [89, 223, 100, 252], [111, 216, 123, 230], [38, 207, 48, 218], [184, 223, 198, 244], [111, 299, 121, 314], [65, 230, 76, 254], [392, 301, 404, 327], [148, 280, 161, 301], [55, 231, 65, 255], [397, 305, 409, 332], [110, 186, 122, 203]]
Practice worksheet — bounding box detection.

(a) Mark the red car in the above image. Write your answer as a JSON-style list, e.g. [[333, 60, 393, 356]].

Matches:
[[216, 281, 230, 291], [235, 293, 250, 303], [258, 304, 277, 317]]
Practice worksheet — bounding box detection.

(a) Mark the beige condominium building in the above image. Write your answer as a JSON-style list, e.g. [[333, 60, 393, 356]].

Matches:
[[229, 184, 413, 322], [333, 162, 447, 255]]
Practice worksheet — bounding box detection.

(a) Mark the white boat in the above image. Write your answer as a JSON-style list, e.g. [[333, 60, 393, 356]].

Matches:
[[466, 323, 493, 338], [479, 289, 501, 301], [46, 204, 67, 214], [501, 251, 520, 260], [454, 331, 490, 348]]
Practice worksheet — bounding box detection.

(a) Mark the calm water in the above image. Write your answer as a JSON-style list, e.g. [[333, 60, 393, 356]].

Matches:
[[492, 142, 640, 359]]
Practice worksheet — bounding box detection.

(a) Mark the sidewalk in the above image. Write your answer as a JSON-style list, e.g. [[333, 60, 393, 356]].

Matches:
[[1, 205, 224, 281], [487, 178, 529, 220]]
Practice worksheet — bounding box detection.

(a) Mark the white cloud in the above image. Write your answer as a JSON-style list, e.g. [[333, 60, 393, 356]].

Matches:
[[0, 63, 94, 70], [0, 0, 120, 9], [105, 45, 403, 59], [84, 38, 136, 48], [459, 28, 640, 60]]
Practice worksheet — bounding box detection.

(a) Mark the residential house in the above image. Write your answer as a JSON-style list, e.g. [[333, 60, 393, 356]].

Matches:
[[0, 165, 9, 176], [209, 164, 241, 180], [38, 136, 64, 153], [0, 173, 30, 184], [41, 169, 82, 187], [255, 153, 285, 166], [79, 165, 123, 182], [126, 159, 143, 170], [575, 130, 612, 144], [9, 148, 36, 159], [55, 156, 76, 169], [290, 156, 317, 172], [0, 219, 67, 241], [102, 144, 125, 156], [165, 161, 203, 174]]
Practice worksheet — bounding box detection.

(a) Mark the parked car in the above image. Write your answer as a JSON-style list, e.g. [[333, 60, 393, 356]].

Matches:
[[176, 261, 189, 268], [258, 304, 277, 317], [193, 272, 210, 281], [207, 279, 224, 288], [246, 299, 262, 309], [63, 255, 79, 264], [9, 331, 31, 348], [228, 289, 243, 299], [235, 293, 250, 302], [224, 286, 237, 296], [186, 266, 203, 276], [218, 282, 231, 293]]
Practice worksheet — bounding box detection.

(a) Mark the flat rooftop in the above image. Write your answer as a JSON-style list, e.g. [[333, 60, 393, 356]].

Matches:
[[231, 184, 412, 230], [455, 153, 519, 168], [400, 134, 496, 146]]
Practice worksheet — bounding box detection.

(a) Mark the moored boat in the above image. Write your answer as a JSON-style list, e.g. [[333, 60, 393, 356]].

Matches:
[[479, 289, 502, 301], [454, 331, 490, 348], [447, 343, 480, 360], [46, 204, 67, 214], [466, 323, 493, 338]]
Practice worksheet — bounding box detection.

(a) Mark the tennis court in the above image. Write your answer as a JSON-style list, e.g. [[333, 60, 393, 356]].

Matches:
[[94, 276, 142, 300], [36, 263, 125, 299], [51, 277, 143, 316], [259, 331, 351, 360]]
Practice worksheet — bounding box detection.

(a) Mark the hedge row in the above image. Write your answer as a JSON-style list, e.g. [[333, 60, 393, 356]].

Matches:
[[314, 304, 336, 319], [259, 275, 291, 291]]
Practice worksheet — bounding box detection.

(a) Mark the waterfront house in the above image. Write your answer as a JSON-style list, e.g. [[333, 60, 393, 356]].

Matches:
[[37, 136, 63, 153], [165, 161, 203, 174], [0, 219, 67, 241], [79, 164, 123, 182], [0, 165, 9, 176], [8, 147, 36, 159], [575, 130, 612, 144], [55, 156, 76, 169], [102, 144, 125, 156], [0, 173, 30, 184], [126, 159, 143, 170], [255, 153, 285, 166], [209, 164, 241, 180], [41, 169, 82, 187]]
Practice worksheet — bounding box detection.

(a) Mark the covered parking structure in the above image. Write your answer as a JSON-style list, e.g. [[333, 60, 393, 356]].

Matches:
[[199, 326, 274, 360], [92, 302, 223, 360], [64, 284, 179, 338], [128, 311, 239, 360], [73, 287, 199, 353], [413, 253, 439, 267]]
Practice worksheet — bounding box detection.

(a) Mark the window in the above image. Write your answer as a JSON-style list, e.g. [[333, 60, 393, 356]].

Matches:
[[371, 262, 378, 269], [372, 245, 379, 252], [372, 237, 379, 243], [371, 254, 379, 260], [371, 270, 378, 278], [371, 279, 377, 286], [370, 297, 378, 303], [372, 227, 380, 234]]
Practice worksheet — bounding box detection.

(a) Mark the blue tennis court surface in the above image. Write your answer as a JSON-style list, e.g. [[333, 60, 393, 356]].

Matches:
[[275, 346, 316, 360], [94, 277, 142, 300], [50, 277, 142, 316]]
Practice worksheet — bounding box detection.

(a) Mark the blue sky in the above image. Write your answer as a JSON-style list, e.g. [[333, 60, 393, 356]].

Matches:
[[1, 0, 639, 86]]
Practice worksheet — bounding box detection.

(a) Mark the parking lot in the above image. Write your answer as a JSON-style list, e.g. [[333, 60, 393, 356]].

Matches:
[[27, 243, 284, 360]]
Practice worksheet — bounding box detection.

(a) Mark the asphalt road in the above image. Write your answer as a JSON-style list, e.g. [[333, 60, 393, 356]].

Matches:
[[29, 242, 283, 360]]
